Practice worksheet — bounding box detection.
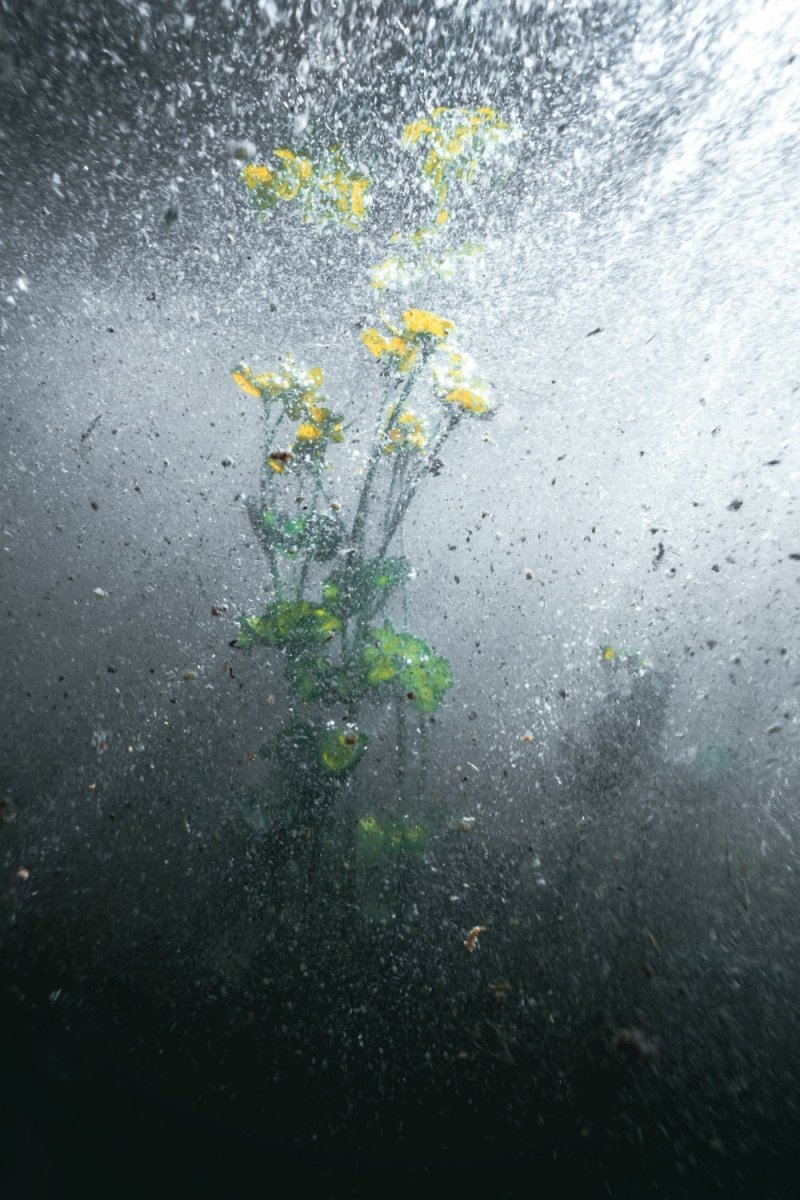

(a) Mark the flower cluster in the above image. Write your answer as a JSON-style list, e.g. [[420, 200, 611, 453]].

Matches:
[[382, 407, 427, 455], [361, 308, 454, 373], [232, 355, 343, 471], [401, 106, 517, 225], [242, 149, 313, 203], [314, 145, 371, 228], [241, 145, 370, 229], [431, 344, 493, 416]]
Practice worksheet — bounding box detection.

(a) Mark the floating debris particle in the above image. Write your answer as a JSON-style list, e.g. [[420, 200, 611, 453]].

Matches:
[[521, 731, 533, 743], [464, 925, 487, 953], [727, 498, 743, 511], [16, 867, 30, 882], [613, 1027, 658, 1062], [767, 724, 783, 734], [0, 796, 16, 827], [458, 816, 475, 833], [80, 414, 102, 444], [211, 604, 228, 616], [488, 980, 511, 1000], [93, 587, 108, 600], [525, 569, 533, 579], [182, 671, 197, 681], [226, 138, 257, 161], [91, 729, 110, 754]]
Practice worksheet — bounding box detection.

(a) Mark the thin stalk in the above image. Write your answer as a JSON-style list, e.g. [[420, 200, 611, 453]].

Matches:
[[396, 695, 407, 797], [295, 551, 312, 599], [377, 410, 463, 558], [418, 717, 429, 803], [257, 402, 291, 599], [349, 376, 415, 554]]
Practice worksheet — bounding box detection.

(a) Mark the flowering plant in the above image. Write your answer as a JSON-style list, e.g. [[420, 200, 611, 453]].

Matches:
[[231, 109, 518, 905]]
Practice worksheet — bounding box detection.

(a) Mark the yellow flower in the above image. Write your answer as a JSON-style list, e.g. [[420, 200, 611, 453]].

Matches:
[[401, 119, 434, 145], [432, 344, 494, 417], [295, 421, 321, 442], [315, 149, 371, 226], [361, 328, 390, 358], [402, 309, 454, 341], [242, 163, 273, 190], [360, 328, 418, 372], [383, 408, 427, 454], [231, 366, 262, 398], [444, 386, 491, 416], [232, 354, 328, 417], [350, 178, 368, 217]]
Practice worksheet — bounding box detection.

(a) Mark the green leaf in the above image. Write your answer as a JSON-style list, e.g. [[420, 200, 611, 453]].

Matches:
[[237, 600, 341, 648], [260, 510, 342, 561], [318, 727, 368, 774], [308, 512, 343, 561], [355, 814, 428, 862], [360, 623, 453, 712], [322, 556, 410, 619], [285, 653, 336, 702]]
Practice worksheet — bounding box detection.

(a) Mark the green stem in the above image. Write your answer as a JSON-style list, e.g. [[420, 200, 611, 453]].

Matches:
[[377, 410, 462, 558], [418, 717, 429, 803], [396, 695, 407, 796], [295, 552, 312, 599], [349, 376, 415, 554]]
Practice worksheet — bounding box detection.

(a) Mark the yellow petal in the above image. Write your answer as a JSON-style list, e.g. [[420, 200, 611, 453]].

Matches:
[[402, 309, 455, 340], [295, 422, 321, 442], [361, 328, 388, 358], [232, 368, 261, 398], [445, 387, 491, 415]]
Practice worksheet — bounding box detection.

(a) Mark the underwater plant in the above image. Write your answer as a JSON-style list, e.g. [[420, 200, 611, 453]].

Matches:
[[231, 109, 519, 903]]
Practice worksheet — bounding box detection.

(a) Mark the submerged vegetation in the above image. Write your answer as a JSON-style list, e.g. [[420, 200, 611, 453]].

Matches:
[[231, 108, 519, 904]]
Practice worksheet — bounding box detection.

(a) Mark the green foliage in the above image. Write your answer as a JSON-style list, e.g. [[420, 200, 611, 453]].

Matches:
[[323, 555, 410, 619], [238, 600, 341, 648], [361, 623, 453, 713], [355, 814, 428, 863], [285, 652, 337, 702], [318, 726, 368, 774], [262, 510, 343, 561], [259, 719, 365, 778]]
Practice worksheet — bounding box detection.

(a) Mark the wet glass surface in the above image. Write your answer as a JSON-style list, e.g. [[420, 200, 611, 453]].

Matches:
[[1, 2, 799, 1195]]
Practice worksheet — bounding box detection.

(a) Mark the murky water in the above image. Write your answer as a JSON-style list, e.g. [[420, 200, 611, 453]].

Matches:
[[2, 2, 799, 1194]]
